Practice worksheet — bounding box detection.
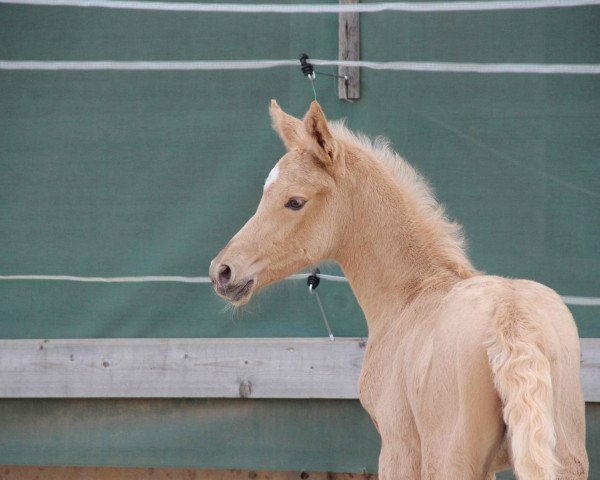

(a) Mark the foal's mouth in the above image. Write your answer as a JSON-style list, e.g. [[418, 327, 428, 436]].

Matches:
[[216, 278, 256, 304]]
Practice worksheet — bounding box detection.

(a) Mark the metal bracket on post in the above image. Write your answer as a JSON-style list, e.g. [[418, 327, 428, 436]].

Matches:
[[338, 0, 360, 100]]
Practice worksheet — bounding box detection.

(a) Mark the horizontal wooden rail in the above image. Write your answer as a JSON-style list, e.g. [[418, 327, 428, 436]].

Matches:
[[0, 337, 598, 401], [0, 338, 366, 399]]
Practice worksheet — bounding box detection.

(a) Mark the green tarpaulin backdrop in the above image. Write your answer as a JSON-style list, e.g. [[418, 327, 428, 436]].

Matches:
[[0, 0, 598, 474]]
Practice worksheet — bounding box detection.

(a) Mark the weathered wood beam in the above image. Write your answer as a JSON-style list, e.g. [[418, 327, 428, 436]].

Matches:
[[0, 337, 365, 399], [338, 0, 360, 100], [581, 337, 600, 401], [0, 338, 597, 401]]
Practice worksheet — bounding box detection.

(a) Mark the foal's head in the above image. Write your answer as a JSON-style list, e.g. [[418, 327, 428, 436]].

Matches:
[[209, 100, 350, 305]]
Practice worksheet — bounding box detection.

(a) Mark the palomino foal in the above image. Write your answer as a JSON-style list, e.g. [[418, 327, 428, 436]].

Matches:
[[210, 101, 588, 480]]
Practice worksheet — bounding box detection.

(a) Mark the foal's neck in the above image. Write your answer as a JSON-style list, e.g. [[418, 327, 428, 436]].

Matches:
[[335, 153, 477, 332]]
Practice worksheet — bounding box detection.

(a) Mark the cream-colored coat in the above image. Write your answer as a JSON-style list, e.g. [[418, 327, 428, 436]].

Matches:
[[210, 101, 588, 480]]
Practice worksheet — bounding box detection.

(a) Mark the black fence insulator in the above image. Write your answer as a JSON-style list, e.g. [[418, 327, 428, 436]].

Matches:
[[307, 269, 321, 290], [299, 53, 315, 78]]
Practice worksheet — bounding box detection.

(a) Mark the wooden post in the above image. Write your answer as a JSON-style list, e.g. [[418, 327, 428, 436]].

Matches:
[[338, 0, 360, 100]]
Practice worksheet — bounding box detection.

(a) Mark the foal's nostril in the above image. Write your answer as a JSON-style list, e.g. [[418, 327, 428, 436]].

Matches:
[[218, 264, 232, 287]]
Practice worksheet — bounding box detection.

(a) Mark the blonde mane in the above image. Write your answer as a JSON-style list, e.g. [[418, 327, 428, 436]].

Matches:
[[329, 120, 475, 277]]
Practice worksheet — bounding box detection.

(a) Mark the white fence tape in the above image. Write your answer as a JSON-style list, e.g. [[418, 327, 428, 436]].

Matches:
[[2, 60, 600, 75], [1, 275, 598, 306], [1, 0, 599, 13]]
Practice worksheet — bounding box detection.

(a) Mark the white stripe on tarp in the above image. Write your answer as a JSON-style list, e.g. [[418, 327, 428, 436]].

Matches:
[[312, 60, 600, 74], [1, 60, 600, 75], [0, 274, 345, 283], [287, 273, 349, 282], [0, 274, 214, 283], [0, 60, 298, 71], [0, 275, 598, 306], [560, 296, 600, 306], [1, 0, 599, 13]]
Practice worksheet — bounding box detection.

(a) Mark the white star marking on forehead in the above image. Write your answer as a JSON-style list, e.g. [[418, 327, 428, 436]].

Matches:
[[264, 164, 280, 190]]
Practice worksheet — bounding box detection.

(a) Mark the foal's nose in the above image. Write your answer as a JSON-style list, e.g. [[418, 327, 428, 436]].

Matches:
[[215, 264, 232, 288]]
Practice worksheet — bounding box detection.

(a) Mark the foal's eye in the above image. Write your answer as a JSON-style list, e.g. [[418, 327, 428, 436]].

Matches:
[[285, 198, 306, 211]]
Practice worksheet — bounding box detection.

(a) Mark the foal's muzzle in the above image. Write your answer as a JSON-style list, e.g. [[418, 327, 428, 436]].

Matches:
[[209, 261, 256, 304]]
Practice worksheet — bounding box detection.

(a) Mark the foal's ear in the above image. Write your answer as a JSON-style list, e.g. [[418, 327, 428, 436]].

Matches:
[[270, 99, 304, 150], [303, 101, 338, 170]]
